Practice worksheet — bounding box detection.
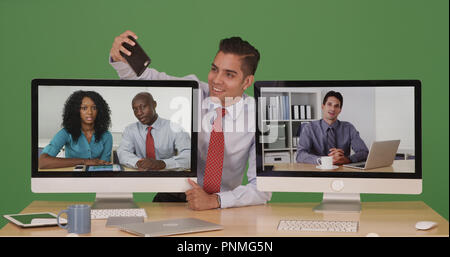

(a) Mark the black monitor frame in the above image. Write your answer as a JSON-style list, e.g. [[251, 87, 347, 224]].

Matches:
[[32, 79, 198, 178], [254, 80, 422, 179]]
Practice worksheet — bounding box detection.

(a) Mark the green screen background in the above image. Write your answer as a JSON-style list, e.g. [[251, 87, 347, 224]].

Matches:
[[0, 0, 448, 229]]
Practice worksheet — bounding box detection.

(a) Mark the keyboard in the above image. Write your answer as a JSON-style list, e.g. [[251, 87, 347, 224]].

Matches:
[[91, 208, 148, 220], [277, 220, 358, 233]]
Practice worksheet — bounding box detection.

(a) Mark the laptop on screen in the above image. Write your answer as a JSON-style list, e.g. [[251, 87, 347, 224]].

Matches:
[[343, 140, 400, 170]]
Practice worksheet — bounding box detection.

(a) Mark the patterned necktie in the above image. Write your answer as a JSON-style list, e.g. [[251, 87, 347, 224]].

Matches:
[[146, 126, 155, 159], [203, 108, 226, 194], [327, 127, 336, 151]]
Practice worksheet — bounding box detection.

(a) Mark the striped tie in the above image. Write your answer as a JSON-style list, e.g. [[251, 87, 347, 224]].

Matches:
[[146, 126, 155, 159], [203, 108, 226, 194]]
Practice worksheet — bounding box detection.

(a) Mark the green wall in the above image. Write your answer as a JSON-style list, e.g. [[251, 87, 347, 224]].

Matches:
[[0, 0, 448, 229]]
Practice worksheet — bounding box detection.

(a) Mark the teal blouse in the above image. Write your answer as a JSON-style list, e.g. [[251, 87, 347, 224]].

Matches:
[[42, 128, 112, 162]]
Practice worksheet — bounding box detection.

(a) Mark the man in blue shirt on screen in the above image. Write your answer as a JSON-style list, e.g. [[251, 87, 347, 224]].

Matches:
[[296, 91, 369, 165]]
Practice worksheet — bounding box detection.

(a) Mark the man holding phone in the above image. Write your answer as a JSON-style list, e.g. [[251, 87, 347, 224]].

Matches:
[[109, 30, 271, 210]]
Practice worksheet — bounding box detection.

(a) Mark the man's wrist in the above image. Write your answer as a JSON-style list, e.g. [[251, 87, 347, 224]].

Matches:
[[158, 160, 167, 169], [135, 158, 144, 168]]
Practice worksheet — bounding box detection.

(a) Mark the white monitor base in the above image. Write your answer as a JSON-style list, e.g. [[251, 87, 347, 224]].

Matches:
[[91, 193, 138, 209], [313, 193, 361, 213]]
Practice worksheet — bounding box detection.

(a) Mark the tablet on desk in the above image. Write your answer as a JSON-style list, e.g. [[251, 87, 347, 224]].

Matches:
[[3, 212, 67, 228], [86, 164, 122, 172]]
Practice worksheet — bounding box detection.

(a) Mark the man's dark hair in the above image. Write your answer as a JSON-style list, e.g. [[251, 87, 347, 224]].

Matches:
[[62, 90, 111, 143], [218, 37, 260, 77], [323, 91, 343, 108]]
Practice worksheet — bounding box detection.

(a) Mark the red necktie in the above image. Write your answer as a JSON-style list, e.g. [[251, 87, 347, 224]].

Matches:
[[146, 126, 156, 159], [203, 108, 226, 194]]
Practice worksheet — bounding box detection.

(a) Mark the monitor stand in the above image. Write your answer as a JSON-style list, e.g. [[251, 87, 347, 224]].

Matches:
[[91, 193, 138, 209], [313, 193, 361, 213]]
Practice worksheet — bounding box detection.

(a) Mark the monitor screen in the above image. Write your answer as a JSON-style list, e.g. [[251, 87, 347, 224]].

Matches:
[[32, 79, 198, 181], [254, 80, 422, 204]]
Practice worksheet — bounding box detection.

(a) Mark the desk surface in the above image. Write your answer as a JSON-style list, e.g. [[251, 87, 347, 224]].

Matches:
[[38, 161, 412, 173], [0, 201, 447, 237], [272, 160, 414, 173], [38, 167, 190, 172]]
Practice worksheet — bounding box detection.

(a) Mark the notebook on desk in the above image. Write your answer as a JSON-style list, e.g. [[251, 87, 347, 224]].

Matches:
[[119, 218, 223, 237]]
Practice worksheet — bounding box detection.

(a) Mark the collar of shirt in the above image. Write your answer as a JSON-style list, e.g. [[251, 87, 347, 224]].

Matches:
[[205, 96, 245, 121], [137, 116, 162, 132], [79, 129, 96, 143], [320, 119, 340, 133]]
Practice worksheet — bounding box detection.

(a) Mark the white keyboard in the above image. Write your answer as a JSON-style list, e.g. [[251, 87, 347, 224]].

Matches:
[[91, 208, 148, 220], [278, 220, 358, 233]]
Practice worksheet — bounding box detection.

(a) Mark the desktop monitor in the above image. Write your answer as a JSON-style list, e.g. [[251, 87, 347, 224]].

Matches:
[[32, 79, 199, 208], [255, 80, 422, 212]]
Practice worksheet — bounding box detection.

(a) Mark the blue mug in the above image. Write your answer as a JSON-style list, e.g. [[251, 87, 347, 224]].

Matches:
[[57, 204, 91, 234]]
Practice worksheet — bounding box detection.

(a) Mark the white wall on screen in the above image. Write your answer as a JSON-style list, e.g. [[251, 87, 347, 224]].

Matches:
[[38, 86, 70, 142], [374, 87, 414, 153]]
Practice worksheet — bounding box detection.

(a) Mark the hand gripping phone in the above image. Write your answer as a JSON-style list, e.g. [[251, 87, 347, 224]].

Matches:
[[120, 36, 151, 77]]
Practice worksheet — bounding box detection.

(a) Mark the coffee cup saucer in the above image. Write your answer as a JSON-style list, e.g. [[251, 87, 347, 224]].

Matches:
[[315, 165, 339, 170]]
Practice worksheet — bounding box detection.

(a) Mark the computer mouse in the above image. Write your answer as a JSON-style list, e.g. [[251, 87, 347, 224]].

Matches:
[[415, 221, 437, 230]]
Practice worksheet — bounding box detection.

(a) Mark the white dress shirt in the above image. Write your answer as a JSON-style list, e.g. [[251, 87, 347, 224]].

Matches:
[[117, 116, 191, 170], [110, 59, 272, 208]]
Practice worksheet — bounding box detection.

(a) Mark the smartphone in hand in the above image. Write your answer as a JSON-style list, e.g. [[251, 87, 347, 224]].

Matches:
[[121, 36, 151, 77]]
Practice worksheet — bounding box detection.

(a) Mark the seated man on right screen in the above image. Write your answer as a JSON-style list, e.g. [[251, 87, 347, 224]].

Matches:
[[296, 91, 369, 165]]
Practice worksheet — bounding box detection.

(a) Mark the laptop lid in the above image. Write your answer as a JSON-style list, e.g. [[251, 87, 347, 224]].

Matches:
[[119, 218, 223, 237], [363, 140, 400, 169]]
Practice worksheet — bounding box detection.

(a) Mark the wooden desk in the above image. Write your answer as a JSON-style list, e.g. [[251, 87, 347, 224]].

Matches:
[[272, 160, 414, 173], [0, 201, 447, 237], [38, 167, 191, 172], [39, 167, 138, 172]]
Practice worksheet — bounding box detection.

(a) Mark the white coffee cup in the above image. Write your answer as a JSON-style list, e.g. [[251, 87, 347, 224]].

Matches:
[[317, 156, 333, 169]]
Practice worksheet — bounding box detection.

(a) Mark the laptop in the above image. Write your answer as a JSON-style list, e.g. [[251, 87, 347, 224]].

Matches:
[[119, 218, 223, 237], [343, 140, 400, 170]]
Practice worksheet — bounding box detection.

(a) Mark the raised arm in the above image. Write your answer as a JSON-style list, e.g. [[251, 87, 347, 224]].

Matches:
[[108, 30, 208, 94]]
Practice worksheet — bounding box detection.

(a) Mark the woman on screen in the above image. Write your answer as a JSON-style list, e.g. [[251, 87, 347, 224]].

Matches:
[[39, 90, 113, 169]]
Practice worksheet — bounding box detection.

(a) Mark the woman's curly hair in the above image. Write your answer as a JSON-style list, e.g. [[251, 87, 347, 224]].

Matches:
[[62, 90, 111, 143]]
